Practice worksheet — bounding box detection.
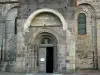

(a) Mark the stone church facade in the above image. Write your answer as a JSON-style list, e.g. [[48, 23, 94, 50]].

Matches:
[[0, 0, 100, 74]]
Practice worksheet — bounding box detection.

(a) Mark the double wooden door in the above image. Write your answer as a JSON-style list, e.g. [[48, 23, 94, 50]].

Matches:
[[38, 47, 53, 73]]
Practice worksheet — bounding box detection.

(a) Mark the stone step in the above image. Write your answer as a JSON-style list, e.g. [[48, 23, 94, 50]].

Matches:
[[26, 73, 62, 75]]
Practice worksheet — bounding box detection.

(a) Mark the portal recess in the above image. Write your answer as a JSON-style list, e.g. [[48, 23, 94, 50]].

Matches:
[[38, 37, 57, 73]]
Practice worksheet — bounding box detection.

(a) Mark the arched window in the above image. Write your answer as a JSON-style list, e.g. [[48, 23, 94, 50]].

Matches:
[[41, 38, 53, 44], [15, 17, 17, 34], [78, 13, 86, 34]]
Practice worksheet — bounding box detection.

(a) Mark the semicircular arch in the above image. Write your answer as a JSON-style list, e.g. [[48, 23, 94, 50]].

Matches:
[[24, 8, 67, 32], [28, 28, 65, 45]]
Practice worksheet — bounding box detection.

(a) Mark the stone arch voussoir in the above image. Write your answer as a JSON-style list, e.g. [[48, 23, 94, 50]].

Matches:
[[24, 8, 68, 33], [28, 28, 61, 45]]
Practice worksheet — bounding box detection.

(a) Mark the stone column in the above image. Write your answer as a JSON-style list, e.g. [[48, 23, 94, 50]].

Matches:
[[58, 44, 67, 74], [66, 34, 75, 73]]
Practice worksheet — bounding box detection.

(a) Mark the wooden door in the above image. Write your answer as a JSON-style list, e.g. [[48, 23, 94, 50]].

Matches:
[[38, 47, 46, 72]]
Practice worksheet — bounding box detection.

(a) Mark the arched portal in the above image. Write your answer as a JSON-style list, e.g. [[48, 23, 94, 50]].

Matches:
[[36, 32, 57, 73], [25, 9, 67, 73]]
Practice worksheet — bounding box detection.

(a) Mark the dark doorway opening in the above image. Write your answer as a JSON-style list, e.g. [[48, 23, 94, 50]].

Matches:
[[46, 47, 53, 73]]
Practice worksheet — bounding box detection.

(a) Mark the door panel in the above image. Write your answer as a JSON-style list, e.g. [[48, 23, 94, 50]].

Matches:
[[38, 48, 46, 72], [46, 47, 53, 73]]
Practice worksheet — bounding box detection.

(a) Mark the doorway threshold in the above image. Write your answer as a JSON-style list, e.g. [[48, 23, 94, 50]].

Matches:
[[36, 73, 62, 75], [26, 73, 62, 75]]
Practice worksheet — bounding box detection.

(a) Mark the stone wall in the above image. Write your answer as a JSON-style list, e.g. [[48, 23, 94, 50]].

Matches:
[[75, 3, 96, 69], [0, 0, 18, 72], [1, 0, 99, 72], [3, 0, 100, 73], [77, 0, 100, 69], [17, 0, 75, 73]]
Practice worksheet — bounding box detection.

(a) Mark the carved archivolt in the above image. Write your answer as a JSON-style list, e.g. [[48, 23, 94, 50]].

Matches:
[[23, 8, 68, 33], [27, 28, 59, 45]]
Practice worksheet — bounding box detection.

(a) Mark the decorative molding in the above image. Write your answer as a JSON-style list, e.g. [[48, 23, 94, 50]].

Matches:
[[24, 8, 68, 33], [0, 1, 18, 4]]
